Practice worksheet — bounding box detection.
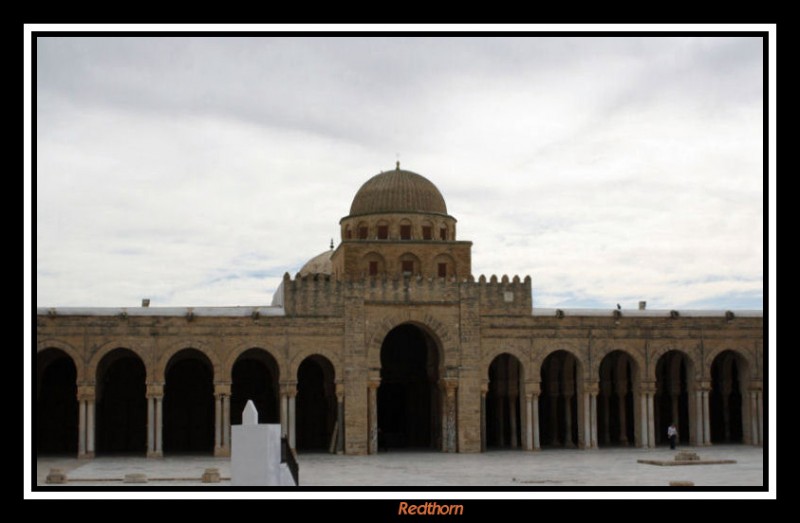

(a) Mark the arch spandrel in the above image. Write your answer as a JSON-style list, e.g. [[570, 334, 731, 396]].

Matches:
[[37, 339, 85, 384], [703, 342, 758, 381], [646, 341, 701, 382], [589, 343, 645, 381], [481, 347, 530, 382], [88, 341, 150, 384], [154, 340, 223, 384], [531, 340, 589, 377], [366, 313, 454, 370], [289, 350, 342, 382], [223, 343, 287, 384]]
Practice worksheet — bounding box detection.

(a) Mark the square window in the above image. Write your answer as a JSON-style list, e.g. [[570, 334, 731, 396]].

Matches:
[[369, 261, 378, 276], [402, 260, 414, 275], [377, 225, 388, 239], [439, 228, 447, 240], [422, 226, 432, 240], [438, 263, 447, 278], [359, 226, 368, 239], [400, 225, 412, 240]]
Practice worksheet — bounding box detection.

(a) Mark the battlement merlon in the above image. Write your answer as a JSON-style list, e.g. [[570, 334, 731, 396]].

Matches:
[[277, 273, 533, 317]]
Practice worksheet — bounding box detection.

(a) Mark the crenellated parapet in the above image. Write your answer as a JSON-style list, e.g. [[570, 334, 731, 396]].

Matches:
[[476, 274, 532, 316], [279, 272, 345, 317]]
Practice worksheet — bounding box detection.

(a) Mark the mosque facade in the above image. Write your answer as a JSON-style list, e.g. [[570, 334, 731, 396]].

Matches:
[[36, 165, 764, 458]]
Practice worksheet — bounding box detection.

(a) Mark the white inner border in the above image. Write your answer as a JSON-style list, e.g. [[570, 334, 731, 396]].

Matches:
[[24, 23, 777, 501]]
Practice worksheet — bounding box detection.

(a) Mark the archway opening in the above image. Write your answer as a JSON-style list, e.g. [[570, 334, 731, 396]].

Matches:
[[96, 349, 146, 455], [296, 355, 336, 452], [37, 349, 78, 455], [539, 351, 580, 448], [378, 324, 441, 450], [598, 351, 636, 447], [655, 350, 692, 446], [710, 351, 745, 443], [163, 349, 214, 454], [486, 354, 522, 449], [231, 349, 279, 425]]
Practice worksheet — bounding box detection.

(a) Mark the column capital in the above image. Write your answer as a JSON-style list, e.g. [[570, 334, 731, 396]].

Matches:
[[524, 381, 541, 395], [77, 385, 95, 401], [280, 380, 298, 395], [639, 381, 657, 394], [335, 382, 345, 399], [441, 377, 458, 393], [146, 382, 164, 397], [213, 383, 231, 396], [480, 383, 489, 396], [696, 381, 712, 392], [367, 378, 381, 390], [583, 381, 600, 395], [748, 380, 763, 392]]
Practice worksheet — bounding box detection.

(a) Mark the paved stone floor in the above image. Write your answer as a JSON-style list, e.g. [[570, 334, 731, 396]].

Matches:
[[36, 445, 765, 488]]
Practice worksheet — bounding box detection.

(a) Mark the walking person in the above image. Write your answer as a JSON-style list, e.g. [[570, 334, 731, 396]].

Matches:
[[667, 423, 678, 449]]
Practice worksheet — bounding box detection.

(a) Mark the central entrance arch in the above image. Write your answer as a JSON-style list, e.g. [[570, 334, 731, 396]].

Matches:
[[378, 323, 441, 450]]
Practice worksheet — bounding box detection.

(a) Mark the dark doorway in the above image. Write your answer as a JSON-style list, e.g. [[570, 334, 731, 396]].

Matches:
[[163, 350, 214, 454], [598, 351, 636, 447], [231, 349, 279, 425], [296, 355, 336, 451], [486, 354, 522, 449], [378, 324, 440, 450], [710, 351, 745, 443], [539, 351, 580, 448], [37, 349, 78, 454], [96, 349, 146, 454], [655, 351, 692, 446]]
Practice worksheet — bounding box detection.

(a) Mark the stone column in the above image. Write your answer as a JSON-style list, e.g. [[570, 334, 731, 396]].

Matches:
[[480, 383, 488, 453], [75, 384, 95, 458], [532, 392, 541, 450], [563, 393, 574, 448], [508, 392, 518, 449], [145, 383, 163, 458], [757, 389, 763, 446], [646, 389, 656, 448], [155, 395, 163, 455], [617, 389, 628, 445], [147, 396, 155, 455], [582, 391, 591, 449], [670, 394, 680, 431], [549, 393, 559, 446], [87, 399, 95, 456], [748, 390, 758, 446], [280, 389, 288, 437], [524, 393, 533, 451], [214, 394, 222, 454], [601, 391, 610, 445], [288, 387, 297, 449], [336, 382, 345, 454], [639, 392, 648, 448], [367, 379, 380, 455], [702, 386, 712, 445], [590, 390, 598, 449], [77, 395, 86, 458], [495, 388, 505, 447], [213, 383, 231, 457], [694, 389, 704, 445], [443, 378, 458, 453]]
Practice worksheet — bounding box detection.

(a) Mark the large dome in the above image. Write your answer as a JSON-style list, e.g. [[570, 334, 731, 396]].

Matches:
[[298, 249, 333, 276], [349, 166, 448, 216]]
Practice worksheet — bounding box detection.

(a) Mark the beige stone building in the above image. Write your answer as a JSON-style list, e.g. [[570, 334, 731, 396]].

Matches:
[[36, 165, 764, 458]]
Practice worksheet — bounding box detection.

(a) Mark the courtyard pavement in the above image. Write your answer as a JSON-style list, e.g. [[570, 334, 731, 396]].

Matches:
[[35, 445, 765, 488]]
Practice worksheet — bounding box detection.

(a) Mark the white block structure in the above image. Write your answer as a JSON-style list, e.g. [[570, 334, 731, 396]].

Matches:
[[231, 400, 296, 486]]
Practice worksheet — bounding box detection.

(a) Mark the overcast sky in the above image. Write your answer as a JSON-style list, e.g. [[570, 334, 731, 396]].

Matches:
[[35, 35, 764, 310]]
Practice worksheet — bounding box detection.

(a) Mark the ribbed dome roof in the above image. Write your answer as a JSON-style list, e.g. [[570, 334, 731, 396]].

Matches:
[[298, 250, 333, 276], [349, 167, 448, 216]]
